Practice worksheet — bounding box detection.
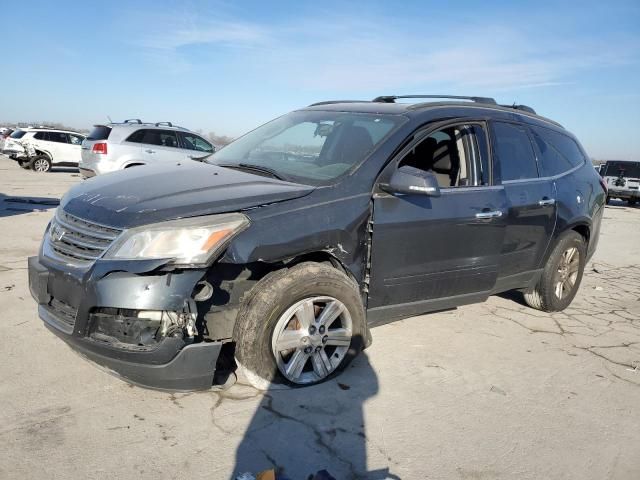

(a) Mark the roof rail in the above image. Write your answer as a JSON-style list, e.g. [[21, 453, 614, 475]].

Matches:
[[372, 95, 497, 105], [308, 100, 369, 107], [124, 119, 142, 124], [500, 104, 537, 114], [155, 121, 173, 127]]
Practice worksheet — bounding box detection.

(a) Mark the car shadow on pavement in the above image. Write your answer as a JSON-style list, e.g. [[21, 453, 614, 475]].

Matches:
[[0, 193, 59, 217], [232, 348, 400, 479]]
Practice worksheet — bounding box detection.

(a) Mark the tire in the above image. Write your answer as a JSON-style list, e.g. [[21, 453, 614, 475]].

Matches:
[[629, 199, 637, 206], [29, 155, 52, 172], [233, 262, 366, 389], [605, 196, 610, 205], [524, 231, 587, 312]]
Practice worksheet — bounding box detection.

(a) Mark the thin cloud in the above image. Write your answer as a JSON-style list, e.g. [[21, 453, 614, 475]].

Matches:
[[125, 9, 639, 90]]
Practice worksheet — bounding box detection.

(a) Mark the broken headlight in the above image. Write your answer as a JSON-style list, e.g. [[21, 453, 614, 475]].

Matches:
[[104, 213, 249, 267]]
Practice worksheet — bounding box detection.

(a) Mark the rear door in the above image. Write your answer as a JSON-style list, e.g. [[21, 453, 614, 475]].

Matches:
[[133, 129, 183, 163], [367, 122, 508, 322], [32, 131, 61, 159], [44, 131, 73, 163], [490, 121, 557, 281]]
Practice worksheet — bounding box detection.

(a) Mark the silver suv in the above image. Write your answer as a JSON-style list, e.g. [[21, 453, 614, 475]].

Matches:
[[80, 120, 215, 178], [601, 160, 640, 205]]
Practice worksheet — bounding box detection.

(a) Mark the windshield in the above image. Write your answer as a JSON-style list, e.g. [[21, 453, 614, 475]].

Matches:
[[604, 161, 640, 178], [209, 111, 403, 185]]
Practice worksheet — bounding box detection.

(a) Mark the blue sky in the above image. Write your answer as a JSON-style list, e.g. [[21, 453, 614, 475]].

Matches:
[[1, 0, 638, 159]]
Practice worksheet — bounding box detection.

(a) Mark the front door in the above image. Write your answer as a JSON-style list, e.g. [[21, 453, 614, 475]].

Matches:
[[367, 122, 508, 323]]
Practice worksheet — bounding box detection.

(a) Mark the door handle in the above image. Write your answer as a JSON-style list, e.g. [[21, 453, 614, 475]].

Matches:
[[145, 149, 156, 154], [475, 210, 503, 219], [538, 198, 556, 206]]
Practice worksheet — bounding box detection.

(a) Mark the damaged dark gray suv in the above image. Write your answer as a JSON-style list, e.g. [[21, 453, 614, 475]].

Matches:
[[28, 95, 606, 390]]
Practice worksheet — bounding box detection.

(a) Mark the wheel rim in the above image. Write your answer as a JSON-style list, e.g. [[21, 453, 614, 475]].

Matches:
[[271, 296, 352, 384], [554, 247, 580, 299], [34, 158, 49, 172]]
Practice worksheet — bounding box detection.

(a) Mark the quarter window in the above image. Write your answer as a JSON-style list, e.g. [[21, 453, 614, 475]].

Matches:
[[530, 126, 585, 177], [492, 122, 538, 181]]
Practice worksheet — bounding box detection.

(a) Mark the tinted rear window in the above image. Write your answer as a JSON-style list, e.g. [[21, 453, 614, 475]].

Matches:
[[492, 122, 538, 181], [87, 126, 112, 141], [604, 161, 640, 178], [10, 130, 26, 139]]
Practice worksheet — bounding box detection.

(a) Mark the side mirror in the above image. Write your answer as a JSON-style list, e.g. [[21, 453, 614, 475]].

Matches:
[[382, 166, 441, 197]]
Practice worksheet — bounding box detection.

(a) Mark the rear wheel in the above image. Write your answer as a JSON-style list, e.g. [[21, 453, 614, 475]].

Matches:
[[525, 231, 586, 312], [30, 155, 52, 172], [233, 262, 366, 389]]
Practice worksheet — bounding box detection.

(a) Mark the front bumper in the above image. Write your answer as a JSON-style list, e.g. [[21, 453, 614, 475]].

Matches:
[[28, 255, 222, 391], [608, 188, 640, 200]]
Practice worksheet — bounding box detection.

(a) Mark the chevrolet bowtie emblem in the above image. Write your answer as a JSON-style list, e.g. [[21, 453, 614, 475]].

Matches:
[[51, 224, 66, 242]]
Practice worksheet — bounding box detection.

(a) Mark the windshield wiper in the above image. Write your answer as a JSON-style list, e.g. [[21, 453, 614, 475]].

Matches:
[[217, 163, 287, 181]]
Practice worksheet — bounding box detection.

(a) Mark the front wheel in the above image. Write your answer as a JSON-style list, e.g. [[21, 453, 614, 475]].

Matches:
[[30, 155, 52, 172], [233, 262, 366, 389], [524, 231, 587, 312]]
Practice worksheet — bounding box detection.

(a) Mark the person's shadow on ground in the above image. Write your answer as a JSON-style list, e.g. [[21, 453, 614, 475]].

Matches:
[[232, 349, 399, 479]]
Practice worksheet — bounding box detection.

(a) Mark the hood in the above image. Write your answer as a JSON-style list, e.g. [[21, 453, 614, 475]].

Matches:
[[61, 162, 314, 228]]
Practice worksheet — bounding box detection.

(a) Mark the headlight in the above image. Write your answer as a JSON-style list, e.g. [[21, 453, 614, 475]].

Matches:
[[104, 213, 249, 266]]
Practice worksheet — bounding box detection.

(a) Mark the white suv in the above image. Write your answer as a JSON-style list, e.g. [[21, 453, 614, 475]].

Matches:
[[80, 120, 215, 178], [3, 128, 85, 172]]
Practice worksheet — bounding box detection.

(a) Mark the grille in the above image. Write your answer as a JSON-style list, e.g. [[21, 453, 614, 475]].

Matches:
[[47, 209, 122, 264]]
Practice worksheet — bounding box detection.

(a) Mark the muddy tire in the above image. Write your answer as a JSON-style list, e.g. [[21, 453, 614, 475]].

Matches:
[[524, 231, 587, 312], [233, 262, 366, 389], [29, 155, 52, 172]]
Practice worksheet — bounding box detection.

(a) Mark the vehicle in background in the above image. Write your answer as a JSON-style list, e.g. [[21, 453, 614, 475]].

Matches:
[[601, 160, 640, 205], [2, 129, 28, 158], [4, 128, 86, 172], [80, 120, 215, 178], [0, 127, 14, 151], [29, 95, 605, 391]]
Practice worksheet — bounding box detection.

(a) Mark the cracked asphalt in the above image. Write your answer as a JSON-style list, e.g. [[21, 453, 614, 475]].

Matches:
[[1, 157, 639, 479]]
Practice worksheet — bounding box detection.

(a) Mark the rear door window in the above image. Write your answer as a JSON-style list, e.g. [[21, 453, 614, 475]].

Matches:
[[126, 129, 179, 148], [47, 132, 70, 143], [491, 122, 538, 181], [33, 131, 48, 140], [530, 126, 585, 177]]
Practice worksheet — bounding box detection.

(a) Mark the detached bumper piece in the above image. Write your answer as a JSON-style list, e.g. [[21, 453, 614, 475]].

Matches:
[[28, 255, 222, 391]]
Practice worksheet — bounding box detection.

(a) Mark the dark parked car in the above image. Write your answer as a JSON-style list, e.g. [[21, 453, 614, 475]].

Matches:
[[28, 95, 605, 390]]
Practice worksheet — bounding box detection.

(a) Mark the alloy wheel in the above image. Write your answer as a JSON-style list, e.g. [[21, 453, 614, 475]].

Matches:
[[33, 158, 50, 172], [554, 247, 580, 299], [271, 296, 352, 384]]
